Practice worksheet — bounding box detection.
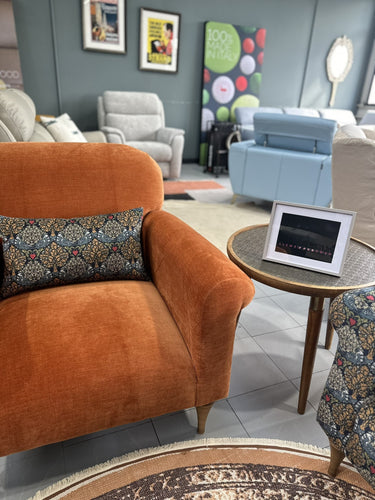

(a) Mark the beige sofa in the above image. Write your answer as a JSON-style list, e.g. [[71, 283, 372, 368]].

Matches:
[[0, 88, 106, 143], [331, 124, 375, 247]]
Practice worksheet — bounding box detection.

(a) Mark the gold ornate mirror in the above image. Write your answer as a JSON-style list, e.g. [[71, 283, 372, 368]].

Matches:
[[326, 36, 353, 107]]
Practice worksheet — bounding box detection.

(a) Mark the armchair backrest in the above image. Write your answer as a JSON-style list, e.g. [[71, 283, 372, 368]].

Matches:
[[0, 143, 163, 219], [253, 113, 337, 155], [99, 91, 165, 141]]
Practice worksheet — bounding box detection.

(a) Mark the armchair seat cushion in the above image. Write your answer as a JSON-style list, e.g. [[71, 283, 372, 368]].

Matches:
[[0, 280, 197, 455], [127, 141, 172, 163]]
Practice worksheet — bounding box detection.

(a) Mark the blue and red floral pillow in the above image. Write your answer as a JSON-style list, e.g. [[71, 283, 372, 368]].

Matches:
[[0, 208, 149, 299]]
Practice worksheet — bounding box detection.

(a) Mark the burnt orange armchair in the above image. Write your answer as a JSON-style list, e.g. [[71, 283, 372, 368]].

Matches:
[[0, 142, 254, 456]]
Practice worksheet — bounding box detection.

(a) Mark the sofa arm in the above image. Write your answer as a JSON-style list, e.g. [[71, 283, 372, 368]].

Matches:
[[317, 286, 375, 451], [156, 127, 185, 145], [100, 126, 125, 144], [142, 210, 254, 405], [83, 130, 107, 143]]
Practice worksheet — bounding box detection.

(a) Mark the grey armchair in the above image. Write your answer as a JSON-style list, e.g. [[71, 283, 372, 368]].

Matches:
[[98, 91, 185, 179]]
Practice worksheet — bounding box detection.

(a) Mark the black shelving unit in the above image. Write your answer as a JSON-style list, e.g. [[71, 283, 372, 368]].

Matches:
[[205, 121, 240, 176]]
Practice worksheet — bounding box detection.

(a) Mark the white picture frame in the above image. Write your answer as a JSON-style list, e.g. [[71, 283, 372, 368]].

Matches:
[[263, 201, 356, 277], [139, 8, 180, 73], [82, 0, 126, 54]]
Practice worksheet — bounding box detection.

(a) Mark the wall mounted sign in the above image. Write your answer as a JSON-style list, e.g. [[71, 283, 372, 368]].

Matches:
[[139, 8, 180, 73], [0, 0, 23, 89], [263, 201, 356, 277], [82, 0, 126, 54], [199, 21, 266, 165]]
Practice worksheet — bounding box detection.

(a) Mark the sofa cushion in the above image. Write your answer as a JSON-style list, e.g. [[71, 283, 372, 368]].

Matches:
[[0, 88, 36, 141], [126, 141, 172, 162], [318, 108, 357, 126], [0, 280, 197, 455], [339, 124, 367, 139], [283, 107, 320, 118], [29, 121, 55, 142], [0, 208, 149, 299], [235, 106, 282, 125], [39, 113, 87, 142]]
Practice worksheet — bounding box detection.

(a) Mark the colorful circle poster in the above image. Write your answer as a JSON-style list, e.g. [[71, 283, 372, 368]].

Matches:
[[199, 21, 266, 165]]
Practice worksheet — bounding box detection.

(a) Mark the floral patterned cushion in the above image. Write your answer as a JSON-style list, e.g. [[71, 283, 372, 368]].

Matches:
[[0, 208, 149, 299], [317, 286, 375, 488]]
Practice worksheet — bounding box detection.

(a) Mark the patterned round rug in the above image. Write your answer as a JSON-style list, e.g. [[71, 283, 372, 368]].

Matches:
[[30, 438, 375, 499]]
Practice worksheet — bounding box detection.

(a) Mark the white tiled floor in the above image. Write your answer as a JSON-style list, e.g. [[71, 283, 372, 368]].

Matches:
[[0, 164, 337, 500]]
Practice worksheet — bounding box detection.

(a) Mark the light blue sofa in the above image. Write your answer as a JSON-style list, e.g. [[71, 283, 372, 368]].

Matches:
[[228, 113, 337, 207], [235, 106, 354, 141]]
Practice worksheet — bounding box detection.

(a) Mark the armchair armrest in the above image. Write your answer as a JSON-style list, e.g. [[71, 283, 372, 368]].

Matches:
[[142, 210, 254, 405], [100, 126, 126, 144], [156, 127, 185, 145]]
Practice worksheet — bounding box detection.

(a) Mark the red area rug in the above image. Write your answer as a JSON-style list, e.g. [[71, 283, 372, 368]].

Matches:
[[163, 180, 224, 195]]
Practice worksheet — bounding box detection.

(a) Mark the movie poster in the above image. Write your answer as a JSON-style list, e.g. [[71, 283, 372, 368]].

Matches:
[[82, 0, 126, 54], [90, 0, 119, 45], [146, 17, 174, 66], [139, 9, 180, 73]]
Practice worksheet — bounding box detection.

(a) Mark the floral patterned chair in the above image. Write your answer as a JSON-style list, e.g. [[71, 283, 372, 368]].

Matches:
[[317, 285, 375, 488]]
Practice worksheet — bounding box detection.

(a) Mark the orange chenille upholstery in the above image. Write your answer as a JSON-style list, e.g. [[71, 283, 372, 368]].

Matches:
[[0, 142, 254, 456]]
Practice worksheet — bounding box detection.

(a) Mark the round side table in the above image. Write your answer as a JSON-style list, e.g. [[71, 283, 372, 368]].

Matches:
[[227, 224, 375, 414]]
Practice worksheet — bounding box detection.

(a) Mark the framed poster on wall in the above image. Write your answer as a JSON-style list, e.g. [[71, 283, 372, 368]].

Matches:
[[139, 8, 180, 73], [82, 0, 126, 54]]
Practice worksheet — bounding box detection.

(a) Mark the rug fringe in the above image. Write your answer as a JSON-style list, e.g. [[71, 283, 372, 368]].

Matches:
[[28, 437, 332, 500]]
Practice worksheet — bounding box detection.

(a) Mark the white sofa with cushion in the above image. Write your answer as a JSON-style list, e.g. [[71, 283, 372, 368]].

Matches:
[[0, 88, 106, 143]]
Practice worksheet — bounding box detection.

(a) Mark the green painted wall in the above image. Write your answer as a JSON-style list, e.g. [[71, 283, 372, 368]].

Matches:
[[12, 0, 375, 160]]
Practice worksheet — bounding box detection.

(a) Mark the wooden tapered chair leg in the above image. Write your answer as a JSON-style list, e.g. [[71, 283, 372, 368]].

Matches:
[[196, 402, 214, 434], [328, 440, 345, 477]]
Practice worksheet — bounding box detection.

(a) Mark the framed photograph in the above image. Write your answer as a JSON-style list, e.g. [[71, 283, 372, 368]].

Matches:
[[263, 201, 356, 277], [139, 8, 180, 73], [82, 0, 126, 54]]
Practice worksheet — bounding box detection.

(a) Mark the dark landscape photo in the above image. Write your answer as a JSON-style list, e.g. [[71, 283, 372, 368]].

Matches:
[[275, 213, 341, 263]]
